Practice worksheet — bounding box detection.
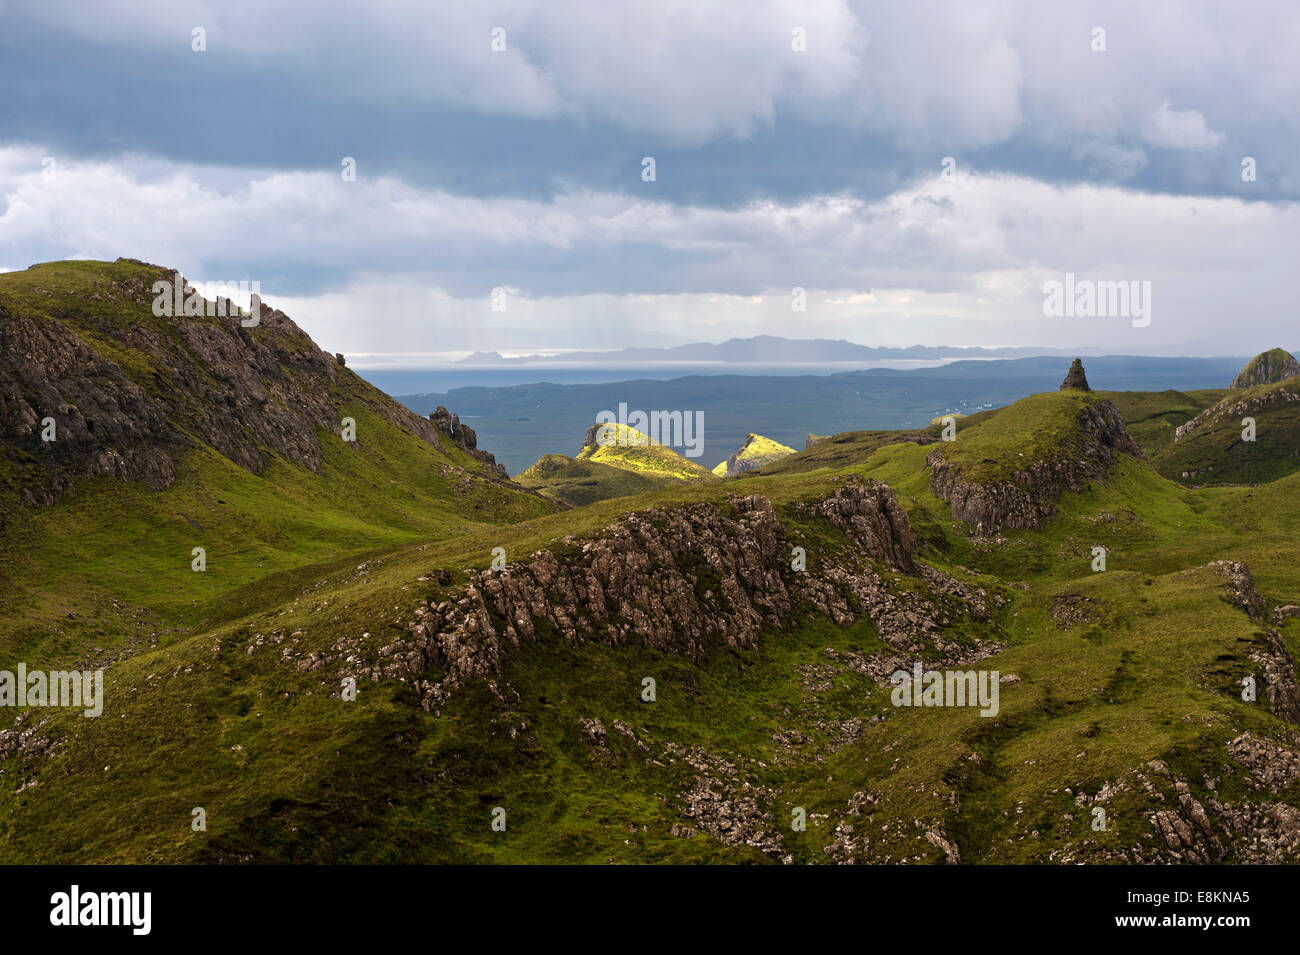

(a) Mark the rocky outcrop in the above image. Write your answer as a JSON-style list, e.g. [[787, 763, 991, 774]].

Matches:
[[1273, 605, 1300, 626], [429, 405, 507, 477], [1209, 560, 1300, 724], [1174, 377, 1300, 442], [1209, 559, 1267, 620], [357, 482, 995, 712], [1231, 348, 1300, 389], [1144, 762, 1227, 862], [712, 433, 795, 478], [1228, 733, 1300, 791], [581, 422, 621, 450], [0, 302, 180, 500], [927, 399, 1141, 532], [1060, 358, 1092, 392], [0, 259, 461, 506], [796, 483, 918, 573], [1138, 745, 1300, 864]]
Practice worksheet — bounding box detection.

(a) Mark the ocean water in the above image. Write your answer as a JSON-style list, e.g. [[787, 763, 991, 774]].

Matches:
[[355, 355, 1248, 476], [356, 360, 954, 397]]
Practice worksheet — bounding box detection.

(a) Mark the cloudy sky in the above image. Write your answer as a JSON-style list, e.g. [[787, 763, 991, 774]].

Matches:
[[1, 0, 1297, 363]]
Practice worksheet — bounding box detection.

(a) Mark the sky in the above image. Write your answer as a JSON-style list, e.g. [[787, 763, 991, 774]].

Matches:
[[1, 0, 1297, 363]]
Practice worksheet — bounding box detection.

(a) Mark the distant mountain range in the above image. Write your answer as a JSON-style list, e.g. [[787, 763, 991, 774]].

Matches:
[[457, 336, 1084, 364], [402, 354, 1251, 474]]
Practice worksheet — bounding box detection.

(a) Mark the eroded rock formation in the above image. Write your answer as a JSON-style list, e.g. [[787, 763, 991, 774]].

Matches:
[[354, 482, 996, 712], [927, 399, 1141, 532], [0, 259, 454, 505], [1060, 358, 1092, 391]]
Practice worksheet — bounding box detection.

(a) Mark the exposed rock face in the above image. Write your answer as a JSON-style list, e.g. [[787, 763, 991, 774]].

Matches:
[[1174, 377, 1300, 443], [1060, 358, 1091, 391], [805, 434, 829, 450], [712, 433, 795, 478], [927, 399, 1141, 532], [1231, 348, 1300, 389], [358, 482, 995, 712], [0, 259, 456, 506], [1137, 749, 1300, 864], [0, 302, 180, 500], [1209, 560, 1300, 724], [581, 422, 613, 450], [429, 405, 506, 477], [796, 483, 918, 573]]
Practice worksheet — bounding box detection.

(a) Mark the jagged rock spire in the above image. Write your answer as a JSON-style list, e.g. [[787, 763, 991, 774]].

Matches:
[[1060, 358, 1091, 392]]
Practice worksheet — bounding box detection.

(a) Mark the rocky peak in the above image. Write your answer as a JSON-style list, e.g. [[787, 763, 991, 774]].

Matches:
[[429, 405, 506, 477], [361, 481, 994, 713], [0, 259, 507, 506], [581, 421, 654, 451], [1231, 348, 1300, 389], [928, 397, 1141, 532], [1060, 358, 1091, 392], [712, 433, 795, 478]]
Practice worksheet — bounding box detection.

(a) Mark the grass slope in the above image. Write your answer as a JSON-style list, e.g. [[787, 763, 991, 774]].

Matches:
[[0, 260, 556, 669], [1151, 377, 1300, 486], [1101, 388, 1228, 457], [3, 349, 1299, 864], [711, 433, 795, 476], [515, 453, 674, 507]]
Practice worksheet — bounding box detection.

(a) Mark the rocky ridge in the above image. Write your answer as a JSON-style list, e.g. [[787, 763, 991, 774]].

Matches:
[[1173, 377, 1300, 443], [342, 481, 999, 712], [927, 399, 1142, 532], [429, 405, 507, 477], [0, 259, 468, 506], [1230, 348, 1300, 389]]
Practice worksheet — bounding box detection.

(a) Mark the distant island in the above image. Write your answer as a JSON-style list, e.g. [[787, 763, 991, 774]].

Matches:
[[457, 336, 1084, 364]]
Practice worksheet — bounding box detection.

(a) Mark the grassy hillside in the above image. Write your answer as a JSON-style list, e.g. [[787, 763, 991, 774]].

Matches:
[[0, 260, 556, 668], [929, 391, 1125, 484], [1101, 388, 1228, 456], [1151, 377, 1300, 486], [5, 408, 1299, 863], [711, 433, 795, 477], [2, 289, 1299, 865], [515, 453, 673, 507]]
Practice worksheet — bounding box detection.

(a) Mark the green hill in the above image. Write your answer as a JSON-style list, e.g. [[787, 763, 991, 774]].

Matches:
[[1099, 388, 1229, 457], [515, 453, 672, 506], [3, 284, 1300, 866], [1154, 376, 1300, 485], [574, 422, 716, 483], [1231, 347, 1299, 389], [0, 259, 555, 666], [710, 433, 795, 477], [514, 421, 716, 506]]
